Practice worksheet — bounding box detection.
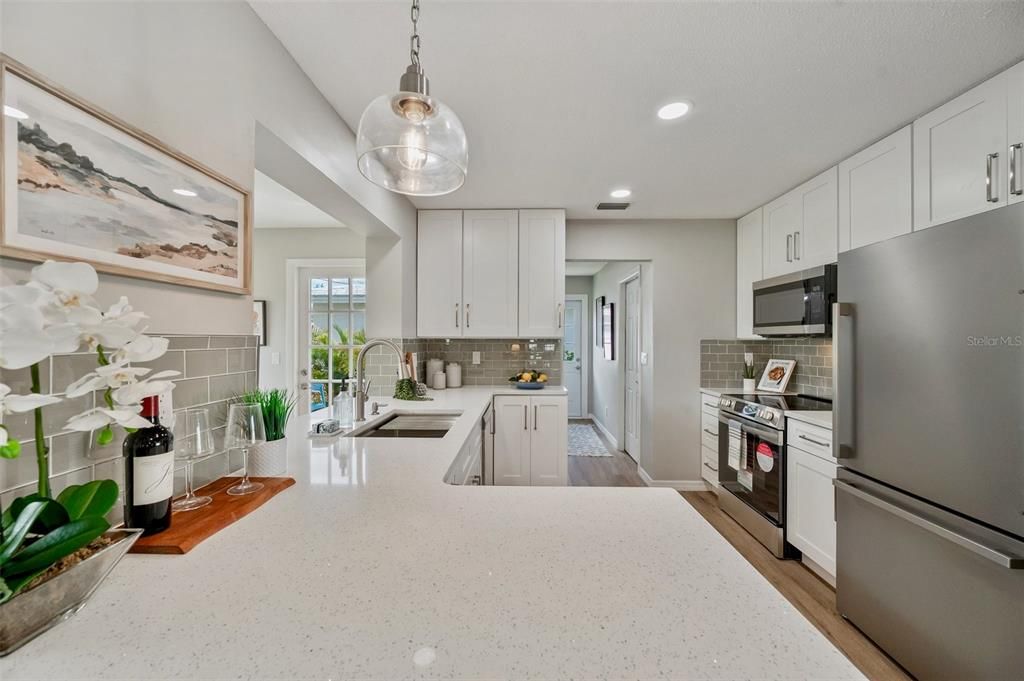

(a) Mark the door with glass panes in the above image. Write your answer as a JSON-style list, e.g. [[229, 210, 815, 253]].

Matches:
[[298, 268, 366, 418]]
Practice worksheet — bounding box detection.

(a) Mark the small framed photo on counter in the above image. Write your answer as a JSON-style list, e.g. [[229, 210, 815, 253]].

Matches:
[[757, 358, 796, 393]]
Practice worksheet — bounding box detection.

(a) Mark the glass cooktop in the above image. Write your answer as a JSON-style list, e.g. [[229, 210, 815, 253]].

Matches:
[[724, 394, 833, 411]]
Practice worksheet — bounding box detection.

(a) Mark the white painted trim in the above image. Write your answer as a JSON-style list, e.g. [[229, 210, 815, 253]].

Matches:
[[637, 465, 710, 491], [564, 293, 589, 417], [588, 413, 618, 450], [619, 268, 642, 459], [285, 258, 364, 411]]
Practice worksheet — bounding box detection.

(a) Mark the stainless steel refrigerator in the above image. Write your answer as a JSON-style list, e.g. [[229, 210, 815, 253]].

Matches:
[[834, 202, 1024, 681]]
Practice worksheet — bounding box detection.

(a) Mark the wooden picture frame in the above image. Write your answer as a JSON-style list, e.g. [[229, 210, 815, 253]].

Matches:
[[253, 300, 267, 346], [602, 302, 615, 360], [757, 358, 797, 393], [0, 54, 252, 294]]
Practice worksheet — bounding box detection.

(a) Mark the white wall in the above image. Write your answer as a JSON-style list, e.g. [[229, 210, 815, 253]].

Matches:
[[0, 1, 415, 335], [252, 227, 366, 388], [567, 219, 736, 483]]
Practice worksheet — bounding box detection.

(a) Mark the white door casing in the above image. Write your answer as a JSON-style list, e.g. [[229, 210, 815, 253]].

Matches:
[[562, 296, 587, 418], [623, 274, 641, 459]]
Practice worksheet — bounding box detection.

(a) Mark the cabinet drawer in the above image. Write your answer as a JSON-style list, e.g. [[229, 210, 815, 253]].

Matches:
[[787, 418, 832, 459], [700, 414, 719, 451], [701, 445, 719, 486], [700, 391, 719, 414]]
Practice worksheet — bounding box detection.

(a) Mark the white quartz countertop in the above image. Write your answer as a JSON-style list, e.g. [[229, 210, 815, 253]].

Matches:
[[2, 387, 861, 680], [786, 410, 834, 429]]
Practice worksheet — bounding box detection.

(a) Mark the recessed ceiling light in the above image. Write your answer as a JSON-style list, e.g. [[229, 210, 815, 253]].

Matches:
[[3, 105, 28, 120], [610, 189, 632, 199], [657, 101, 691, 120], [173, 188, 198, 197]]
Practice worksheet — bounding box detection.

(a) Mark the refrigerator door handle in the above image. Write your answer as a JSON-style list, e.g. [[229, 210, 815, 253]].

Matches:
[[835, 479, 1024, 569], [833, 302, 855, 459]]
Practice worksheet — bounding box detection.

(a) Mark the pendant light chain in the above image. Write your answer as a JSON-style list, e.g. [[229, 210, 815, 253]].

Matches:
[[410, 0, 421, 67]]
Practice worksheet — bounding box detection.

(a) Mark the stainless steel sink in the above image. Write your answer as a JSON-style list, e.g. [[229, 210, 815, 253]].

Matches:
[[346, 413, 460, 438]]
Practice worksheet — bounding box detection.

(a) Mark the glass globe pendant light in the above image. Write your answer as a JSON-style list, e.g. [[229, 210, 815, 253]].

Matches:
[[355, 0, 468, 196]]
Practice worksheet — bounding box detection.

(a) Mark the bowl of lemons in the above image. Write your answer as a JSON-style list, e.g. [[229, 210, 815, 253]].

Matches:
[[509, 370, 548, 389]]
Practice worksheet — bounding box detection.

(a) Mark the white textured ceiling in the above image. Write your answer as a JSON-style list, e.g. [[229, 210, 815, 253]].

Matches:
[[251, 1, 1024, 220], [253, 170, 345, 229]]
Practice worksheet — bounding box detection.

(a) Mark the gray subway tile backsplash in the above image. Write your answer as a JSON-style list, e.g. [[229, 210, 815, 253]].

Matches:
[[699, 337, 833, 398], [0, 335, 259, 507]]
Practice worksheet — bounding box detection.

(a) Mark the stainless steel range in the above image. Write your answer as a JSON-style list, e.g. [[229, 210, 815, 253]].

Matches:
[[716, 393, 831, 558]]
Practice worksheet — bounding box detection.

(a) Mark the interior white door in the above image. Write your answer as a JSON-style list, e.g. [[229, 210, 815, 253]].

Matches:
[[462, 210, 518, 337], [492, 396, 531, 486], [623, 276, 641, 459], [562, 298, 584, 417], [529, 396, 568, 486], [913, 72, 1008, 229], [298, 268, 366, 420], [417, 210, 463, 337]]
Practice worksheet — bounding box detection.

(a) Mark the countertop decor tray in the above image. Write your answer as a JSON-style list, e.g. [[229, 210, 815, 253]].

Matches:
[[129, 476, 295, 555]]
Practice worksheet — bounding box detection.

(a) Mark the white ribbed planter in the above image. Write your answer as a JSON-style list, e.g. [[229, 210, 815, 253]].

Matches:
[[248, 438, 288, 477], [743, 378, 757, 393]]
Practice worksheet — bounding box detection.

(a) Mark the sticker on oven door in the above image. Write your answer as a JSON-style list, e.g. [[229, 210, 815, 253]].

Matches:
[[756, 442, 775, 473]]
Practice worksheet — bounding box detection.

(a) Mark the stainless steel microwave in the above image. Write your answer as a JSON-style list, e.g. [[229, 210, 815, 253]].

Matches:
[[752, 264, 837, 337]]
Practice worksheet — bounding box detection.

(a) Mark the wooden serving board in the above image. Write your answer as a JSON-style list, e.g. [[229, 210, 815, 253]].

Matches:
[[129, 476, 295, 555]]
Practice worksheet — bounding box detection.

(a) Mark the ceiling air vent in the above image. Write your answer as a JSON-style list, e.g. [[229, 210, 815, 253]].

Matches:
[[596, 202, 630, 210]]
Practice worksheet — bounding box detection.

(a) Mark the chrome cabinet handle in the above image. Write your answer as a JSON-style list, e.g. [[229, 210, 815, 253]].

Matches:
[[557, 303, 563, 329], [834, 479, 1024, 569], [1011, 143, 1023, 196], [455, 303, 460, 327], [986, 153, 999, 203], [466, 303, 470, 328], [703, 461, 718, 473], [793, 231, 800, 260], [702, 428, 717, 437], [523, 405, 528, 430], [833, 302, 854, 459], [797, 433, 830, 448], [533, 405, 538, 430], [786, 234, 792, 262]]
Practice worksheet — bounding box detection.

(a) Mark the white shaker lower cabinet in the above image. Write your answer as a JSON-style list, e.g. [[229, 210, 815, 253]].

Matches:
[[493, 394, 567, 486], [785, 419, 837, 581]]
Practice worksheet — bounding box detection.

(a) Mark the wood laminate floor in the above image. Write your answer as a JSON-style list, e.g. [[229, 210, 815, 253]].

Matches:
[[681, 491, 913, 681], [567, 419, 647, 487]]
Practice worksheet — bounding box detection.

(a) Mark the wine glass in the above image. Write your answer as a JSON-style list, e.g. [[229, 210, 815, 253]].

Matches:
[[225, 403, 265, 496], [172, 408, 214, 512]]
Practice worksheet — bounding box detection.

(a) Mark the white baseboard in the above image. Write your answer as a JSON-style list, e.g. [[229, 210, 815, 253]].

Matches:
[[587, 414, 619, 450], [637, 465, 710, 491]]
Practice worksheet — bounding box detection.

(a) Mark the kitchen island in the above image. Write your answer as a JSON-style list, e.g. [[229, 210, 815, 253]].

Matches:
[[1, 387, 862, 680]]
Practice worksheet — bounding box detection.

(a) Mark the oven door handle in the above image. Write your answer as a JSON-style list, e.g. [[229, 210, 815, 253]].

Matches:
[[717, 413, 784, 445]]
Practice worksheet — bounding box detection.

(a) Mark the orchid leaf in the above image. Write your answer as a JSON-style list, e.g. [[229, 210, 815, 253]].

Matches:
[[57, 480, 119, 520], [2, 516, 109, 577], [0, 500, 46, 566], [9, 493, 69, 533]]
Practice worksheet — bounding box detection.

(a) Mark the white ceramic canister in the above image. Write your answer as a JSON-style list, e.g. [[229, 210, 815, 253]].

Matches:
[[426, 358, 444, 380], [445, 362, 462, 388], [432, 372, 447, 390]]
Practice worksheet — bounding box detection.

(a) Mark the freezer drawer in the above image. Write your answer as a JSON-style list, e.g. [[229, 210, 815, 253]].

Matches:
[[836, 470, 1024, 681]]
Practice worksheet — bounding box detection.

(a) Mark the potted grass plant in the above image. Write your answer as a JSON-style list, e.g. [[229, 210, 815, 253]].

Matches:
[[238, 388, 295, 476], [742, 353, 759, 393], [0, 260, 177, 654]]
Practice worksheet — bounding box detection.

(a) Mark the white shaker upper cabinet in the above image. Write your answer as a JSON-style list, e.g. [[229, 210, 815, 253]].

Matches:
[[762, 167, 838, 278], [1009, 61, 1024, 206], [736, 207, 763, 338], [795, 166, 839, 269], [839, 126, 913, 252], [913, 71, 1008, 229], [518, 209, 566, 338], [462, 210, 519, 337], [417, 210, 463, 338]]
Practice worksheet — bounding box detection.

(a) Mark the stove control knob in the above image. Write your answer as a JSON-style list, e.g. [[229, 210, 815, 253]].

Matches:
[[765, 412, 776, 422]]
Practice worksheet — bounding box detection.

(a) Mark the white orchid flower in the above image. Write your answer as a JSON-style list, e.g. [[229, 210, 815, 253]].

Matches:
[[0, 304, 80, 369], [65, 406, 152, 432], [27, 260, 99, 320], [114, 334, 170, 363], [0, 382, 62, 414], [112, 376, 177, 407], [65, 361, 148, 398]]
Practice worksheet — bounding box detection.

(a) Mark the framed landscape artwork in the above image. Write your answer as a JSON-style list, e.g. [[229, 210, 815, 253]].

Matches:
[[602, 302, 615, 360], [0, 55, 252, 294]]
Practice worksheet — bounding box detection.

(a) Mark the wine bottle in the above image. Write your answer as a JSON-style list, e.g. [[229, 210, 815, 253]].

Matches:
[[124, 395, 174, 535]]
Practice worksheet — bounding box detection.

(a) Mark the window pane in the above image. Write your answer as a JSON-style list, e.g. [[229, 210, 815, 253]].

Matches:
[[310, 348, 329, 380], [310, 278, 329, 312], [310, 382, 329, 412], [352, 278, 366, 310], [351, 311, 366, 345], [330, 313, 350, 345], [330, 278, 350, 310], [310, 313, 329, 346], [332, 347, 349, 380]]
